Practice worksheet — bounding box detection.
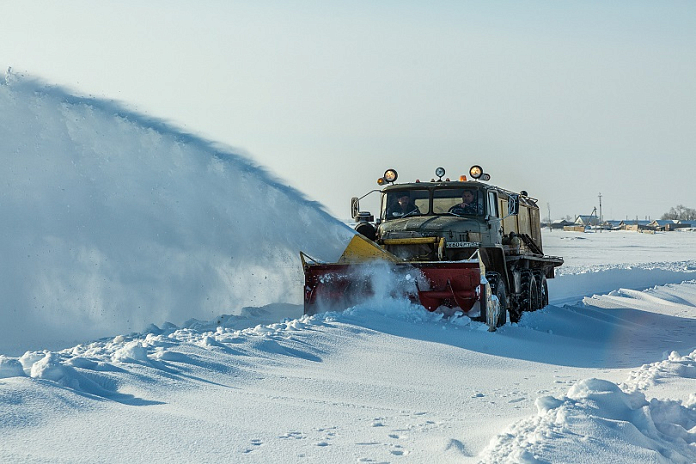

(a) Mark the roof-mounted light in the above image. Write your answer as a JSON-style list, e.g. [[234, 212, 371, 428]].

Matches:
[[469, 165, 491, 181], [435, 167, 445, 181], [383, 169, 398, 183]]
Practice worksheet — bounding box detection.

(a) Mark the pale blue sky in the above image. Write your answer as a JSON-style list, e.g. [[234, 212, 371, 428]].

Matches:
[[3, 1, 695, 220]]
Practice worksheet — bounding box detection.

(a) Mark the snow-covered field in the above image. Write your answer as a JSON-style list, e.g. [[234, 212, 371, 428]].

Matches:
[[2, 76, 696, 463]]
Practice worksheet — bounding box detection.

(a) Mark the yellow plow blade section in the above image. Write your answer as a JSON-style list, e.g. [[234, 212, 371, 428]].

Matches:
[[336, 234, 401, 264]]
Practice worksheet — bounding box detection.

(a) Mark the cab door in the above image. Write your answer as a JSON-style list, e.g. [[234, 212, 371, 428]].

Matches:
[[499, 195, 519, 235]]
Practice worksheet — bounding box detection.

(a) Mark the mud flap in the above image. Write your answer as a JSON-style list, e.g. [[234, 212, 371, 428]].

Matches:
[[482, 280, 500, 332], [477, 254, 501, 332]]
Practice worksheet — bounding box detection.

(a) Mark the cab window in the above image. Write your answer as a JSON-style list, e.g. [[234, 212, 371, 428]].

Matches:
[[382, 190, 429, 220], [433, 188, 483, 216]]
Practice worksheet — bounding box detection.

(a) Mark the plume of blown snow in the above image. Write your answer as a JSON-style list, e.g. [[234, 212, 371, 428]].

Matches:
[[0, 71, 353, 355]]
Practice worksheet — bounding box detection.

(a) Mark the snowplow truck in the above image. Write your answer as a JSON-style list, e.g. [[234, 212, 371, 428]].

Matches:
[[301, 166, 563, 331]]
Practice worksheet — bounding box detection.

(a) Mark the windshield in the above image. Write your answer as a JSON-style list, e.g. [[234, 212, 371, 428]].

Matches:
[[433, 188, 483, 216], [382, 190, 429, 220]]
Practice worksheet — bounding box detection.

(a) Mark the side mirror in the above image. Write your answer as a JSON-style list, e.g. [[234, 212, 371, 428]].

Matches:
[[350, 197, 360, 219], [508, 195, 520, 216]]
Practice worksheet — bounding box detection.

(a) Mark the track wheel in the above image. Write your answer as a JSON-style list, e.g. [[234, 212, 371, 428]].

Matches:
[[484, 272, 507, 332]]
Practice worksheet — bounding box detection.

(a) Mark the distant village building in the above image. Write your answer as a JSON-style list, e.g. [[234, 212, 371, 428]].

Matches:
[[550, 219, 574, 230], [574, 215, 600, 226], [648, 220, 676, 231], [621, 220, 651, 232], [604, 220, 624, 230], [651, 219, 696, 231], [558, 215, 696, 233]]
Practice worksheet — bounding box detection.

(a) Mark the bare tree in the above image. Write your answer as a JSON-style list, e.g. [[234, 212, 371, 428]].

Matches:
[[662, 205, 696, 221]]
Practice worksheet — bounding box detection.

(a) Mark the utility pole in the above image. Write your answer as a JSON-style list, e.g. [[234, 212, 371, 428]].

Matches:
[[547, 202, 551, 230], [598, 192, 603, 224]]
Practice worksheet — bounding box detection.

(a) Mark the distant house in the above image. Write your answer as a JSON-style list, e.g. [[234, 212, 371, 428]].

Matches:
[[648, 220, 679, 231], [561, 215, 599, 232], [665, 220, 696, 231], [675, 221, 696, 231], [575, 215, 600, 226], [550, 219, 574, 230], [604, 220, 624, 230], [622, 220, 652, 232]]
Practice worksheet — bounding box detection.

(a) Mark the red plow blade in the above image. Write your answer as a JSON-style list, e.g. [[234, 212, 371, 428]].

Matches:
[[302, 254, 485, 316]]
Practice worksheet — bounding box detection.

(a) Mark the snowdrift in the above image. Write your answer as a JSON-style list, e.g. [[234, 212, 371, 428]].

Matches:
[[1, 280, 695, 463], [481, 353, 696, 464]]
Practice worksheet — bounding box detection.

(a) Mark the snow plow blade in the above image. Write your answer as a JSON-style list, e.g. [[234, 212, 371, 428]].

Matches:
[[301, 234, 492, 323]]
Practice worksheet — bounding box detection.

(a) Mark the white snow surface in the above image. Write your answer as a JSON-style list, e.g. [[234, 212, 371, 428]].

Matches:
[[2, 75, 696, 463]]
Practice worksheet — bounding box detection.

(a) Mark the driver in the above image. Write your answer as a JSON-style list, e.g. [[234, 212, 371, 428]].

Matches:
[[388, 194, 420, 218], [449, 189, 479, 216]]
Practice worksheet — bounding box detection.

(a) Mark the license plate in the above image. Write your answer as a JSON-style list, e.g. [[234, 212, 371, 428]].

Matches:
[[447, 241, 478, 248]]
